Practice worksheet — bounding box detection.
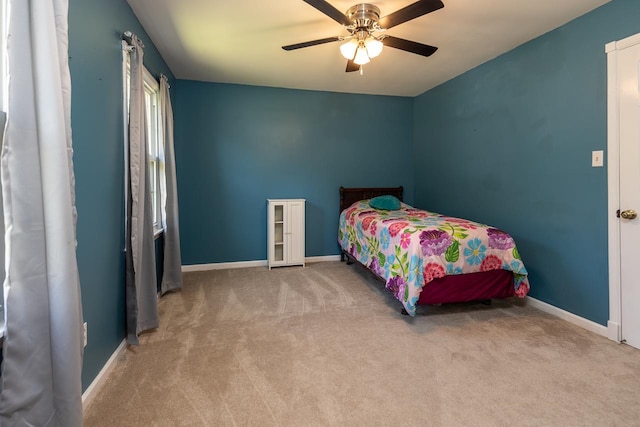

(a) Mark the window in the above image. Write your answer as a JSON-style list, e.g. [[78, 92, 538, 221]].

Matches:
[[123, 47, 163, 236], [143, 73, 162, 233]]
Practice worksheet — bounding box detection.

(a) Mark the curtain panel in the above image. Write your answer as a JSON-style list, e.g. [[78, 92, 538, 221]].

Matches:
[[125, 34, 159, 345], [159, 75, 183, 295], [0, 0, 84, 425]]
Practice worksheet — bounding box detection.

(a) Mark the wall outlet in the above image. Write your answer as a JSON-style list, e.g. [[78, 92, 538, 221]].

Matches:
[[83, 322, 88, 347]]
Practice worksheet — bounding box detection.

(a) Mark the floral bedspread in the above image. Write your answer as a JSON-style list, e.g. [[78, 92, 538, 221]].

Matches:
[[338, 201, 529, 316]]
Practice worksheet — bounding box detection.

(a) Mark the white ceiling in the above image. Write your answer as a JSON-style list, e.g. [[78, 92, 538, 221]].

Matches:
[[126, 0, 611, 97]]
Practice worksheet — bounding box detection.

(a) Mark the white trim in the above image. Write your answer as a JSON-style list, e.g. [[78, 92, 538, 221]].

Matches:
[[182, 255, 342, 272], [525, 297, 608, 337], [607, 38, 622, 342], [182, 260, 268, 272], [153, 228, 164, 239], [615, 32, 640, 51], [607, 321, 621, 342], [143, 67, 159, 92], [605, 33, 640, 344], [305, 255, 341, 263], [122, 41, 130, 250], [82, 339, 127, 412]]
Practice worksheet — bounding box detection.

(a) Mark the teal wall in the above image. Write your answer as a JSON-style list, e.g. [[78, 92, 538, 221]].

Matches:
[[413, 0, 640, 326], [68, 0, 174, 390], [174, 81, 414, 264], [63, 0, 640, 395]]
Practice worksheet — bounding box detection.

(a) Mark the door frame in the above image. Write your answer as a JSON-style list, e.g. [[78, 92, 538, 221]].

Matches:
[[606, 32, 640, 343]]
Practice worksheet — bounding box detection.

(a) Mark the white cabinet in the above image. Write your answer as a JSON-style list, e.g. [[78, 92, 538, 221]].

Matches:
[[267, 199, 305, 269]]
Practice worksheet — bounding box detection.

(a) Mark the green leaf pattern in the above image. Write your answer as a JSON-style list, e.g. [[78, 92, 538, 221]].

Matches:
[[445, 240, 460, 263]]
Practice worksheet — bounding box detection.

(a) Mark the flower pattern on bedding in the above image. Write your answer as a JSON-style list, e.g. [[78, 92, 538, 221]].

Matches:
[[338, 201, 530, 316]]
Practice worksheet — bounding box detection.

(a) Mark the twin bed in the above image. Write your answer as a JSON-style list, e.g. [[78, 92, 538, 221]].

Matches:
[[338, 187, 529, 316]]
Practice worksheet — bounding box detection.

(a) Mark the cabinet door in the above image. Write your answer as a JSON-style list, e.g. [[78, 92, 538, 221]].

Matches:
[[269, 202, 286, 267], [287, 201, 305, 265]]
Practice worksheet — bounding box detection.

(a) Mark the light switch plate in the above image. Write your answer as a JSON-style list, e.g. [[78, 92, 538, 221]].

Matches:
[[592, 150, 604, 167]]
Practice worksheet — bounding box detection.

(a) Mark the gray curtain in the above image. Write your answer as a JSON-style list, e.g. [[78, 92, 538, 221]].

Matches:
[[159, 75, 183, 295], [0, 0, 84, 425], [0, 112, 5, 326], [125, 34, 158, 345]]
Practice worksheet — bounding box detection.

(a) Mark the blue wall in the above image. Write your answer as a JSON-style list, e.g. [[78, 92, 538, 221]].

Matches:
[[68, 0, 174, 390], [174, 82, 414, 265], [413, 0, 640, 326], [64, 0, 640, 396]]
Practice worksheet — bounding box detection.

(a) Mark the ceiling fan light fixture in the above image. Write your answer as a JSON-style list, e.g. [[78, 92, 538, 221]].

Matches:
[[282, 0, 443, 73], [365, 37, 383, 58], [340, 39, 358, 60], [353, 46, 370, 65]]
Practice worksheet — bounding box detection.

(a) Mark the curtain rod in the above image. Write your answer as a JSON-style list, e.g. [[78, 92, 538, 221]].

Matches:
[[122, 31, 144, 49], [160, 74, 171, 89], [122, 31, 170, 88]]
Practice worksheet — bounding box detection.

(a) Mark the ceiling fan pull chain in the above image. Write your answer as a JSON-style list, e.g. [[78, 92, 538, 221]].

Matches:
[[360, 65, 364, 76]]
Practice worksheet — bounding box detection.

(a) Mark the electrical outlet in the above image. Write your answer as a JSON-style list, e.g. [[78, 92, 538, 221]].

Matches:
[[83, 322, 88, 347]]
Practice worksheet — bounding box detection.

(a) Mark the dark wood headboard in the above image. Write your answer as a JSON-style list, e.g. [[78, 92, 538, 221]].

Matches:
[[339, 186, 404, 213]]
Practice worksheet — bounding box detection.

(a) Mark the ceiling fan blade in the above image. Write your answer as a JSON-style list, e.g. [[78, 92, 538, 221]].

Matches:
[[346, 60, 360, 72], [382, 36, 438, 57], [282, 37, 341, 51], [303, 0, 351, 26], [378, 0, 444, 29]]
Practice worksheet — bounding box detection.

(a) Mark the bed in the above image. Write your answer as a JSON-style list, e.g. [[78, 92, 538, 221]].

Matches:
[[338, 186, 529, 316]]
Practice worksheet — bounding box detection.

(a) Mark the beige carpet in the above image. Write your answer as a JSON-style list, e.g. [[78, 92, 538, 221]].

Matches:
[[83, 261, 640, 426]]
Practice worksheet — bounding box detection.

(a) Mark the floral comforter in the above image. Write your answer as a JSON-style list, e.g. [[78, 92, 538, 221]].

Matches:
[[338, 201, 529, 316]]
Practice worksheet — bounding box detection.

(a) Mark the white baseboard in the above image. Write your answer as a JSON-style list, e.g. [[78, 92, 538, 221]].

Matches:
[[607, 320, 621, 342], [305, 255, 341, 263], [182, 260, 268, 272], [182, 255, 342, 272], [82, 339, 127, 412], [525, 297, 609, 338]]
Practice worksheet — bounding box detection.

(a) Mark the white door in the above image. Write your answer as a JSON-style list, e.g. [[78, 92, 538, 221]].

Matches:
[[287, 201, 305, 266], [617, 36, 640, 349]]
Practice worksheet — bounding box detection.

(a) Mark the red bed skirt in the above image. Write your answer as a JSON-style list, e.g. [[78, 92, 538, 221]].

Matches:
[[417, 269, 515, 305]]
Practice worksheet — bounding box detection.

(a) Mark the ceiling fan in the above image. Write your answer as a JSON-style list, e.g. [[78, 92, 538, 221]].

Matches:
[[282, 0, 444, 73]]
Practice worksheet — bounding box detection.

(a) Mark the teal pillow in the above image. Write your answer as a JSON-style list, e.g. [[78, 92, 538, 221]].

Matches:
[[369, 195, 401, 211]]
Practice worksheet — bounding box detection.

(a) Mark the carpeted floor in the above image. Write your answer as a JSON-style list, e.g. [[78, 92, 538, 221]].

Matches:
[[83, 261, 640, 426]]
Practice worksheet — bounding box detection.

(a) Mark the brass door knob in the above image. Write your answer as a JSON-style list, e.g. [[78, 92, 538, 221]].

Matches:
[[621, 209, 638, 220]]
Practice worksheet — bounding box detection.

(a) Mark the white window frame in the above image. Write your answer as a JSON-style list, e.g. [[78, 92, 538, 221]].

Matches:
[[122, 46, 164, 239], [143, 72, 163, 235]]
